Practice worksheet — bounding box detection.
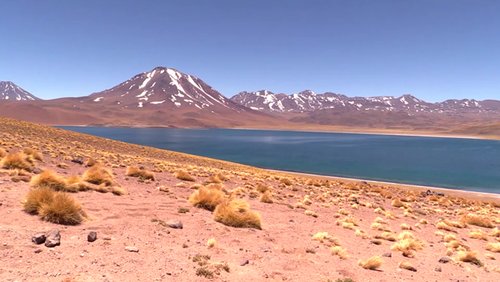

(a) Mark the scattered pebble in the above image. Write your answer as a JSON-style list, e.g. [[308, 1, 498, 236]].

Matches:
[[87, 231, 97, 242], [166, 219, 183, 229]]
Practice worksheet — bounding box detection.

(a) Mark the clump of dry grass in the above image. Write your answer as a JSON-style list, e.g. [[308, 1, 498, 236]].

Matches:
[[23, 187, 55, 214], [213, 199, 261, 229], [456, 251, 483, 266], [486, 242, 500, 253], [39, 193, 85, 225], [259, 190, 273, 203], [82, 165, 114, 186], [490, 227, 500, 238], [23, 148, 43, 161], [436, 221, 455, 232], [398, 261, 417, 272], [207, 238, 217, 248], [391, 198, 404, 208], [461, 213, 494, 228], [331, 246, 348, 259], [189, 186, 225, 211], [175, 170, 195, 182], [358, 256, 383, 270], [280, 177, 292, 186], [0, 152, 33, 171], [126, 166, 155, 181], [30, 170, 68, 191], [0, 147, 7, 158], [23, 188, 85, 225], [469, 229, 488, 241], [312, 232, 340, 245], [374, 231, 397, 242], [391, 231, 423, 254]]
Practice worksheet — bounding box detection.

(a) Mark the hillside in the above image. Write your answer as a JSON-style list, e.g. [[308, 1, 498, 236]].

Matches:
[[0, 117, 499, 281]]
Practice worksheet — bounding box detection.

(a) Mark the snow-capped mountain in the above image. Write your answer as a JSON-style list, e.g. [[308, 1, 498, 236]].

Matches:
[[0, 81, 39, 101], [231, 90, 497, 115], [85, 67, 248, 114]]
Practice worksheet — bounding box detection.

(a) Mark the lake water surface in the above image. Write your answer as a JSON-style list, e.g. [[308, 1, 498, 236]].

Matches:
[[61, 127, 500, 194]]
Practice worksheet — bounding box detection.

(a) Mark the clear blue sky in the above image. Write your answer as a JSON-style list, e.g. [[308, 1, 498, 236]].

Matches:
[[1, 0, 499, 101]]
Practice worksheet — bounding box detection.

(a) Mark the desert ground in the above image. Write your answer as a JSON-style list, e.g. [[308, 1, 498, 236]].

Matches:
[[0, 117, 499, 282]]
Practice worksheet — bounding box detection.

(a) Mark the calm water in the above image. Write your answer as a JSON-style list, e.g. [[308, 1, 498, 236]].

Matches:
[[60, 127, 500, 194]]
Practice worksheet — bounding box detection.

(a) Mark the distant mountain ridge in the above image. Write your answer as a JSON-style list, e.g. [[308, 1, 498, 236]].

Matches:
[[0, 81, 39, 101], [0, 67, 499, 138], [231, 90, 500, 115]]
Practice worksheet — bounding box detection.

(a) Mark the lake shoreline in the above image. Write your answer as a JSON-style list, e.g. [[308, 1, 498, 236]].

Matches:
[[55, 124, 500, 141], [268, 169, 500, 202]]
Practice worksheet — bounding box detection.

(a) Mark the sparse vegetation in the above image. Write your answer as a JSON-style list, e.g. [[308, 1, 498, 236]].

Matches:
[[213, 199, 262, 229], [189, 186, 225, 211], [461, 213, 494, 228], [358, 255, 383, 270], [23, 188, 85, 225], [0, 152, 34, 171], [175, 170, 195, 182], [82, 164, 114, 186], [126, 166, 155, 180]]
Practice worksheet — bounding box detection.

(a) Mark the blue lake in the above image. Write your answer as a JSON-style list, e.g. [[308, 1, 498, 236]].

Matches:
[[60, 127, 500, 194]]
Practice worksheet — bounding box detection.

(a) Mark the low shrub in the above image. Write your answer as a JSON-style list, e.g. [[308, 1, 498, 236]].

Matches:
[[213, 199, 262, 229], [189, 186, 225, 211]]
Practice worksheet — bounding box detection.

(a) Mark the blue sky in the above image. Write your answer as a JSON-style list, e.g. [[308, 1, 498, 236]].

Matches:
[[0, 0, 499, 101]]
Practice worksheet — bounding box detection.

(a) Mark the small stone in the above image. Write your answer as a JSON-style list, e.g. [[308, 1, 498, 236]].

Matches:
[[439, 257, 451, 264], [125, 246, 139, 252], [87, 231, 97, 242], [382, 252, 392, 257], [34, 248, 42, 254], [240, 259, 249, 266], [434, 267, 442, 272], [165, 219, 183, 229], [32, 233, 46, 245], [45, 229, 61, 248]]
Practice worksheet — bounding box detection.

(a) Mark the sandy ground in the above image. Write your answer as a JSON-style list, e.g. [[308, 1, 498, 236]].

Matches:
[[1, 118, 499, 282]]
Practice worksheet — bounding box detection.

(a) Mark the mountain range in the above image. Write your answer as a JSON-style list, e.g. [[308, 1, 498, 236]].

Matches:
[[1, 67, 499, 138]]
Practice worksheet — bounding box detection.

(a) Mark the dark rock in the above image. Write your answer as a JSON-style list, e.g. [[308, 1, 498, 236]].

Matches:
[[434, 267, 442, 272], [87, 231, 97, 242], [165, 219, 183, 229], [382, 252, 392, 257], [45, 229, 61, 248], [32, 167, 42, 174], [240, 259, 249, 266], [34, 248, 42, 254], [439, 257, 451, 264], [32, 233, 46, 245]]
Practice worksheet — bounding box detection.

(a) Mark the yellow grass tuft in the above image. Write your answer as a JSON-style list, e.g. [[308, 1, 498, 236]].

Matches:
[[280, 177, 292, 186], [469, 229, 488, 241], [23, 148, 43, 161], [391, 198, 404, 208], [175, 170, 195, 182], [0, 147, 7, 158], [207, 238, 217, 248], [399, 261, 417, 272], [391, 232, 423, 253], [30, 170, 68, 191], [461, 213, 494, 228], [330, 246, 349, 259], [38, 192, 85, 225], [23, 187, 55, 214], [443, 233, 457, 242], [374, 231, 397, 242], [82, 165, 114, 186], [213, 199, 261, 229], [436, 221, 455, 232], [259, 190, 273, 203], [189, 186, 225, 211], [490, 227, 500, 237], [126, 166, 155, 180], [0, 152, 33, 171], [24, 188, 85, 225], [486, 242, 500, 253], [456, 251, 482, 266], [358, 256, 383, 270]]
